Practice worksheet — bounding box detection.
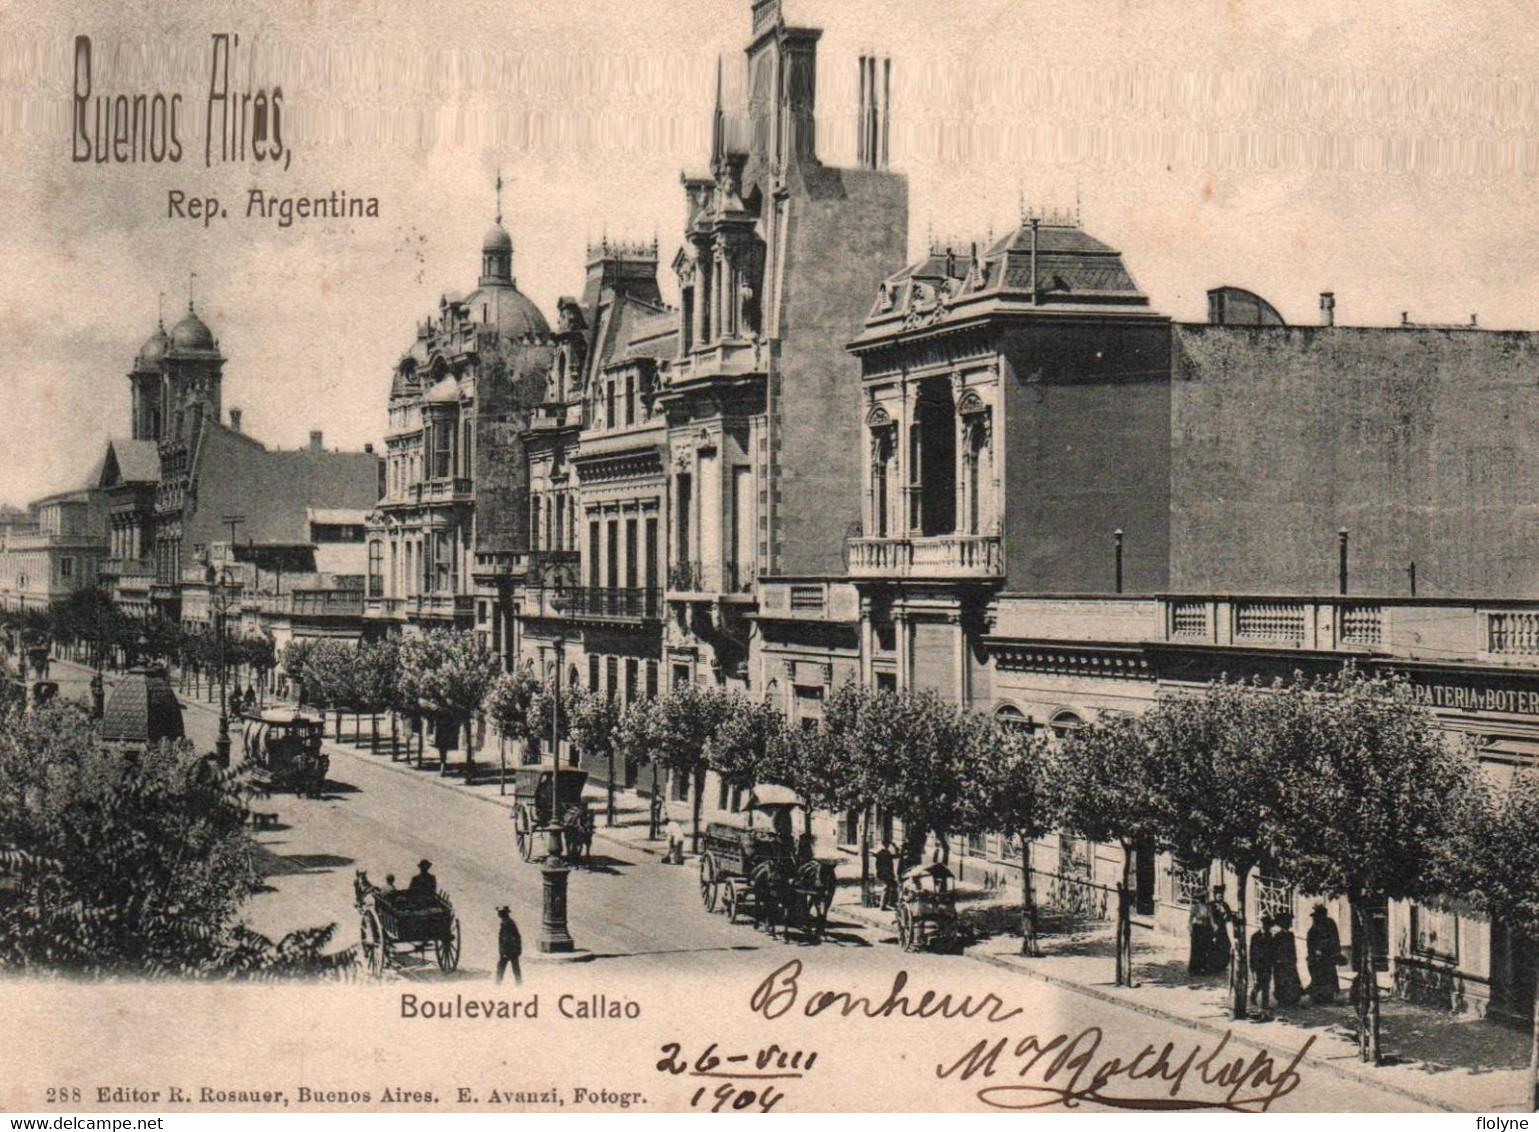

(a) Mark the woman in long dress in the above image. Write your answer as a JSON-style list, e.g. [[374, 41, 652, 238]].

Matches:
[[1188, 891, 1213, 975], [1271, 912, 1305, 1006], [1306, 904, 1343, 1005]]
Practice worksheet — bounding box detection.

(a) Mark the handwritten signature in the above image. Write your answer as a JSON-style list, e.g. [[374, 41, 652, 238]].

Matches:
[[748, 960, 1311, 1112], [939, 1027, 1313, 1112]]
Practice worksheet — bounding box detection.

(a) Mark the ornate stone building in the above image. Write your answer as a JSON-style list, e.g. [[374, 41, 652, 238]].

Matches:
[[660, 0, 907, 706], [366, 191, 553, 640], [514, 239, 676, 785]]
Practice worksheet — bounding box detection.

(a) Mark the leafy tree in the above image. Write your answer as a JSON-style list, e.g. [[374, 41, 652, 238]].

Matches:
[[1270, 666, 1478, 1064], [281, 639, 315, 706], [636, 683, 733, 852], [301, 640, 357, 738], [397, 630, 499, 776], [1055, 712, 1162, 986], [1143, 677, 1296, 1019], [1449, 773, 1539, 1109], [613, 695, 671, 840], [487, 665, 542, 759], [564, 687, 623, 826], [348, 639, 400, 753], [962, 719, 1056, 955], [853, 687, 972, 869], [0, 700, 256, 973]]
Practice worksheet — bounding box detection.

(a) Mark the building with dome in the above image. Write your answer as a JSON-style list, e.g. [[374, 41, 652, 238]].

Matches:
[[2, 297, 382, 635], [364, 188, 554, 637]]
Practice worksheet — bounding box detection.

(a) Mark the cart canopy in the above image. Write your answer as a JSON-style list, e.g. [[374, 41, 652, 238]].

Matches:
[[747, 784, 801, 809]]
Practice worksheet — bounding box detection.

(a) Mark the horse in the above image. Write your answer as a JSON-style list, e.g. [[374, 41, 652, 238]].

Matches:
[[352, 869, 378, 910], [794, 858, 839, 940], [559, 804, 594, 866], [749, 858, 794, 942]]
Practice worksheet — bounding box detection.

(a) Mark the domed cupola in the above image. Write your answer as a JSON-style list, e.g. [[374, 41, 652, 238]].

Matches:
[[133, 321, 170, 372], [480, 172, 515, 286], [169, 301, 217, 352], [481, 221, 513, 286]]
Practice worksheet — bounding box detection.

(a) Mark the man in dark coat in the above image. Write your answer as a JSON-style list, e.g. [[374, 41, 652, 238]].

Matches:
[[1250, 914, 1275, 1011], [875, 842, 897, 911], [408, 859, 437, 902], [1208, 886, 1234, 976], [1188, 890, 1213, 975], [1271, 912, 1305, 1006], [496, 905, 522, 985], [1306, 904, 1344, 1005]]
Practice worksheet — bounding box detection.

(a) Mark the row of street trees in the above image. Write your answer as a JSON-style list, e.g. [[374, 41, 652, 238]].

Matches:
[[236, 632, 1539, 1087]]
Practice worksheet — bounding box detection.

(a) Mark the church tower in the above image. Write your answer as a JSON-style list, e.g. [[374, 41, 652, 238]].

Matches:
[[129, 299, 226, 445]]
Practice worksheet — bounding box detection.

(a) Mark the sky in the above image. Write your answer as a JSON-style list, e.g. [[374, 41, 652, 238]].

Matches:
[[1, 0, 1537, 506]]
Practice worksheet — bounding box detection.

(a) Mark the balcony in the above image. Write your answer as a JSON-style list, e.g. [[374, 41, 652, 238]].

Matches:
[[365, 596, 406, 619], [667, 561, 755, 598], [414, 478, 474, 505], [847, 534, 1003, 580], [529, 587, 662, 623], [252, 590, 363, 619], [412, 593, 475, 620]]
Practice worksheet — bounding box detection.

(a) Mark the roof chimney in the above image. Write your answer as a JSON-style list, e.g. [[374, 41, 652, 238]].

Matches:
[[228, 407, 242, 433], [364, 442, 375, 454], [1319, 292, 1335, 327], [309, 430, 324, 452]]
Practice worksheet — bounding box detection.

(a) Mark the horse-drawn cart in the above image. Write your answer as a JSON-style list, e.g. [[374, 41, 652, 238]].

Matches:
[[895, 862, 958, 952], [354, 872, 461, 976], [697, 786, 839, 942], [511, 767, 594, 864], [241, 708, 328, 796]]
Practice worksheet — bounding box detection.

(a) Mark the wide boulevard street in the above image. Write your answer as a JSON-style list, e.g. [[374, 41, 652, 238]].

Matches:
[[40, 661, 1439, 1112]]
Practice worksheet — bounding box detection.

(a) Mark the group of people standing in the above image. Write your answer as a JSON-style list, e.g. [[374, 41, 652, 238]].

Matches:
[[1190, 887, 1346, 1014]]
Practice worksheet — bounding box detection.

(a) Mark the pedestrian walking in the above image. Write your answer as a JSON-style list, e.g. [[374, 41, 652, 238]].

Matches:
[[1188, 888, 1213, 975], [1306, 904, 1344, 1005], [1271, 912, 1305, 1006], [496, 905, 522, 985], [875, 841, 898, 910], [1208, 886, 1234, 976], [665, 819, 685, 865], [1249, 914, 1275, 1012]]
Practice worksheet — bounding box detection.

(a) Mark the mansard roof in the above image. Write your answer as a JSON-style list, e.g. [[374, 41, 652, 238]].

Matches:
[[854, 219, 1157, 347]]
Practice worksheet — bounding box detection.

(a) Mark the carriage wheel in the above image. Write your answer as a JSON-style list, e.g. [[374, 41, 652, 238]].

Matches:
[[724, 881, 741, 924], [699, 856, 717, 912], [516, 814, 533, 862], [360, 911, 384, 977], [895, 905, 911, 951], [436, 918, 462, 971]]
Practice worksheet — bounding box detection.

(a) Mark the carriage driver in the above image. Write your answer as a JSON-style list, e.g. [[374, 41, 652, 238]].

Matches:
[[408, 860, 437, 901]]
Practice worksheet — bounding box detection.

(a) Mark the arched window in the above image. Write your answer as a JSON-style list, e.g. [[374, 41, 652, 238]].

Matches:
[[995, 704, 1037, 734], [1049, 709, 1085, 740]]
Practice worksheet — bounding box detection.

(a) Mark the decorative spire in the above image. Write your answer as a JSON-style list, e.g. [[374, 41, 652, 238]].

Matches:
[[157, 291, 165, 330], [188, 271, 197, 312], [495, 167, 503, 225], [711, 55, 725, 167]]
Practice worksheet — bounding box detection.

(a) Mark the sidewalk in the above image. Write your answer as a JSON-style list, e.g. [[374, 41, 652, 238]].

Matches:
[[837, 886, 1528, 1112], [70, 660, 1534, 1112]]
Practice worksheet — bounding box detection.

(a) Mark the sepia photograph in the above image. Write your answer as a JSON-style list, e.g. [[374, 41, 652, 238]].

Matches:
[[2, 0, 1539, 1116]]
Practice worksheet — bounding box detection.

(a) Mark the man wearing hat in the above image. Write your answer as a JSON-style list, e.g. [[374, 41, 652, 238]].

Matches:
[[496, 905, 523, 985], [408, 859, 438, 902]]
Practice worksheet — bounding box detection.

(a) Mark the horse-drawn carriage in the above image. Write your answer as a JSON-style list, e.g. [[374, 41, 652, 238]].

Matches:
[[895, 861, 959, 952], [511, 767, 594, 864], [697, 786, 838, 942], [241, 708, 329, 796], [353, 871, 461, 977]]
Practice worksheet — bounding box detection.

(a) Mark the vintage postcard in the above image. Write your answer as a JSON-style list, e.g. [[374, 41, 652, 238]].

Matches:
[[2, 0, 1538, 1116]]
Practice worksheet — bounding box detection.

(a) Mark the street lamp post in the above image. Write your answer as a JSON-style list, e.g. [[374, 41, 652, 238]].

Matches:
[[536, 585, 577, 956], [208, 565, 235, 768]]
